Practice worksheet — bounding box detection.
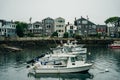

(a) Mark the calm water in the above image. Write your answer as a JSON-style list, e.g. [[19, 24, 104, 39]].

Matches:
[[0, 45, 120, 80]]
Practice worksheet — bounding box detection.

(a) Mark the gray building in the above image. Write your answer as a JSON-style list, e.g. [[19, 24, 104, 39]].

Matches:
[[28, 21, 43, 36], [74, 17, 97, 37], [42, 17, 54, 36]]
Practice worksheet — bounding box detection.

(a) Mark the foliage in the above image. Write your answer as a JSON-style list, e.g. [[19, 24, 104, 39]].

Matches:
[[51, 32, 58, 37], [97, 33, 102, 39], [104, 16, 119, 26], [74, 34, 82, 40], [27, 33, 34, 37], [63, 32, 69, 38], [15, 21, 28, 37]]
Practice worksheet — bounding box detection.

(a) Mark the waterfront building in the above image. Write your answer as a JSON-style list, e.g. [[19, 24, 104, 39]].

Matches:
[[28, 21, 43, 36], [96, 25, 107, 37], [74, 17, 97, 37], [54, 17, 65, 37], [42, 17, 54, 36], [65, 22, 77, 37], [0, 20, 16, 37]]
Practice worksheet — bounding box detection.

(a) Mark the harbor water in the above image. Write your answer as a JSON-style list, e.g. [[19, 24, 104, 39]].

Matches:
[[0, 44, 120, 80]]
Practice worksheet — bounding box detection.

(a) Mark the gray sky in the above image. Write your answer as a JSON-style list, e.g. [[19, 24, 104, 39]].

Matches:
[[0, 0, 120, 24]]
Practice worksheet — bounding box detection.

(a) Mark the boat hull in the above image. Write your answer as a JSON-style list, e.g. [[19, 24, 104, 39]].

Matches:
[[109, 46, 120, 49], [33, 64, 92, 74]]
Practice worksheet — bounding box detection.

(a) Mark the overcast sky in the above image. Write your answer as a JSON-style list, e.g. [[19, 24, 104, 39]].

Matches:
[[0, 0, 120, 24]]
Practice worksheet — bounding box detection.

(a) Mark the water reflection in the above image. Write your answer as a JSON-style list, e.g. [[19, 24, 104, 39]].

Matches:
[[28, 72, 94, 80], [0, 44, 120, 80]]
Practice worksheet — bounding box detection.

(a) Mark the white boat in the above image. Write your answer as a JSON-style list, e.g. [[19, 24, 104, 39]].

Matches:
[[62, 40, 85, 48], [28, 54, 92, 74], [26, 46, 86, 64], [109, 41, 120, 49]]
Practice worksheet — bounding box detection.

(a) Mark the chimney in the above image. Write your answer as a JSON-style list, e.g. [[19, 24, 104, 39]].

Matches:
[[81, 16, 83, 18], [86, 15, 89, 20], [11, 20, 13, 23], [67, 22, 69, 25], [75, 17, 76, 21]]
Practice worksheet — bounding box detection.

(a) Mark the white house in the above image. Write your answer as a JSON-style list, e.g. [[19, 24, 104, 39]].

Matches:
[[0, 20, 16, 37], [54, 17, 65, 37], [65, 22, 77, 37]]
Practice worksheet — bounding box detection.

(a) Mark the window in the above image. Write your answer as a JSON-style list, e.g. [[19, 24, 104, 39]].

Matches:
[[47, 25, 50, 28], [70, 26, 73, 29], [59, 30, 61, 32], [82, 20, 87, 24], [92, 25, 96, 29], [71, 57, 75, 62], [70, 30, 73, 34], [35, 25, 39, 28]]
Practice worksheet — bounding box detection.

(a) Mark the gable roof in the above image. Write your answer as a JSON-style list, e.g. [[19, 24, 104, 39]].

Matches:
[[75, 17, 96, 25]]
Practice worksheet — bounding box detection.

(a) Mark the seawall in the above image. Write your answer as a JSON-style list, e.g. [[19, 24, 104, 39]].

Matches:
[[0, 37, 116, 48]]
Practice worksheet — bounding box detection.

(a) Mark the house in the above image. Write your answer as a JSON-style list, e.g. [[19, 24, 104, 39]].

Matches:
[[54, 17, 65, 37], [74, 17, 97, 37], [0, 20, 16, 37], [96, 25, 107, 36], [42, 17, 54, 36], [28, 21, 43, 36], [65, 22, 77, 37]]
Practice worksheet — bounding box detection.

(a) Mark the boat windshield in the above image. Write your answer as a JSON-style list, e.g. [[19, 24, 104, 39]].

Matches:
[[71, 56, 82, 62]]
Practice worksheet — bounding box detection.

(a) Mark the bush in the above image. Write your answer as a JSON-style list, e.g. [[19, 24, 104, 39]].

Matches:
[[27, 33, 34, 37], [74, 34, 82, 40], [63, 32, 69, 38], [51, 32, 58, 37]]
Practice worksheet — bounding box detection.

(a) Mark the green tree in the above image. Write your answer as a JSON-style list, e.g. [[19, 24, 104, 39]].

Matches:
[[15, 21, 28, 37], [105, 16, 119, 26], [63, 32, 69, 38], [51, 32, 58, 37]]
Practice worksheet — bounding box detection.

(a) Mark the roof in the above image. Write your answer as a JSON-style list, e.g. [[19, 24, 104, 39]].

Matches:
[[75, 17, 96, 25]]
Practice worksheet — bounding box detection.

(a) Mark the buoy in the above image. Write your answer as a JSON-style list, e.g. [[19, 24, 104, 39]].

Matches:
[[105, 69, 109, 72], [88, 52, 91, 55]]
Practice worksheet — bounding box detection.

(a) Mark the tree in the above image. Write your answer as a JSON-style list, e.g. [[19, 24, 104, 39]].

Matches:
[[105, 16, 119, 26], [63, 32, 69, 38], [15, 21, 28, 37], [51, 32, 58, 37]]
